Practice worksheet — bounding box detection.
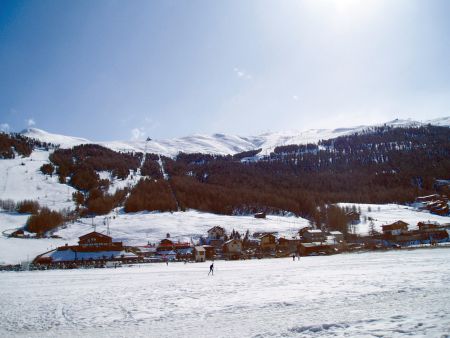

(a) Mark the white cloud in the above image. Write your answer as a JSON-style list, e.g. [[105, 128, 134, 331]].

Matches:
[[292, 95, 299, 101], [131, 127, 145, 141], [233, 67, 252, 80], [0, 123, 10, 132], [27, 118, 36, 127]]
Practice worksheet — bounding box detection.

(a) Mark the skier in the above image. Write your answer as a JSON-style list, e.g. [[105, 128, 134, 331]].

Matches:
[[292, 254, 295, 261], [208, 262, 214, 276]]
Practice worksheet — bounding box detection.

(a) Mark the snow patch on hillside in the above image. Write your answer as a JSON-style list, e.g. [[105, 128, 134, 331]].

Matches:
[[0, 149, 76, 211]]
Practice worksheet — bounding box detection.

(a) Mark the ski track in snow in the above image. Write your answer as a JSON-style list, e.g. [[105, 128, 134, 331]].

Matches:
[[1, 249, 450, 337]]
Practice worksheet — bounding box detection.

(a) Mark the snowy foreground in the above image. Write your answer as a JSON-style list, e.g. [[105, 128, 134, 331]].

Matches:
[[1, 249, 450, 338]]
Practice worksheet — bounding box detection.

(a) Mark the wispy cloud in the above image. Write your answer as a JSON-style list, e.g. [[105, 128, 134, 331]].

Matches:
[[131, 127, 145, 141], [233, 67, 252, 80], [26, 118, 36, 127], [292, 95, 299, 101], [130, 117, 160, 141], [0, 123, 10, 132]]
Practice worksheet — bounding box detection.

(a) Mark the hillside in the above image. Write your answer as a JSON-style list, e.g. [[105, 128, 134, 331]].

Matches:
[[1, 118, 449, 264]]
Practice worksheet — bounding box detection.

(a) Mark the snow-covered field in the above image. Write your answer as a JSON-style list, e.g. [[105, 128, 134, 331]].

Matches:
[[1, 249, 450, 337]]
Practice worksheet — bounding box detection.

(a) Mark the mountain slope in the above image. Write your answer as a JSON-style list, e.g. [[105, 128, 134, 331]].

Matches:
[[19, 117, 450, 157]]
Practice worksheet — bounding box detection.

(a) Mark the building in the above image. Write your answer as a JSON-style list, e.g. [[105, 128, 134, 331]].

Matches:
[[329, 231, 344, 243], [33, 231, 138, 266], [382, 221, 409, 236], [416, 194, 440, 203], [259, 233, 276, 252], [194, 246, 206, 262], [254, 212, 266, 219], [10, 229, 24, 238], [277, 237, 301, 254], [223, 239, 242, 260], [299, 242, 334, 256], [418, 222, 441, 232], [202, 245, 216, 260], [157, 238, 174, 252], [77, 231, 123, 251], [302, 229, 326, 243], [207, 226, 226, 240]]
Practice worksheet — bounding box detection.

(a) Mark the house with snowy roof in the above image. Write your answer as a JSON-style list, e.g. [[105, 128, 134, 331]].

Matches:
[[223, 239, 242, 260], [33, 231, 138, 266], [382, 221, 408, 236], [207, 226, 226, 240], [301, 229, 326, 243]]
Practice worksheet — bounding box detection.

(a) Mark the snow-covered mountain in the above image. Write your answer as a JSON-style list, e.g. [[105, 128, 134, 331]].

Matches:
[[1, 117, 449, 265], [20, 117, 450, 157]]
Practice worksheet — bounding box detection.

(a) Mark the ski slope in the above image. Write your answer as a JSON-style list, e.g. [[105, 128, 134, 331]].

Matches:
[[0, 149, 77, 211], [1, 249, 450, 337]]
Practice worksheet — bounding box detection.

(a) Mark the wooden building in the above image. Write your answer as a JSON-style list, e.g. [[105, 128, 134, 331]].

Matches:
[[207, 226, 226, 240], [77, 232, 123, 252], [302, 229, 326, 243], [223, 239, 242, 260], [194, 246, 206, 262], [259, 233, 276, 251], [382, 221, 408, 236]]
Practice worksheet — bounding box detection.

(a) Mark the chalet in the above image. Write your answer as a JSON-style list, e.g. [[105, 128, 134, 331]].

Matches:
[[194, 246, 206, 262], [223, 239, 242, 260], [418, 222, 441, 232], [156, 250, 177, 261], [10, 229, 24, 238], [254, 212, 266, 219], [135, 244, 157, 257], [157, 238, 174, 251], [259, 233, 276, 251], [77, 231, 123, 251], [202, 245, 216, 260], [416, 194, 440, 203], [174, 242, 193, 259], [207, 226, 226, 240], [302, 229, 326, 243], [299, 242, 333, 256], [277, 237, 301, 254], [33, 231, 137, 266], [329, 231, 344, 243], [381, 221, 408, 236]]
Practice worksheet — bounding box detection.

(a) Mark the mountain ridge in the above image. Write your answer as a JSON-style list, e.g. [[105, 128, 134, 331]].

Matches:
[[18, 116, 450, 157]]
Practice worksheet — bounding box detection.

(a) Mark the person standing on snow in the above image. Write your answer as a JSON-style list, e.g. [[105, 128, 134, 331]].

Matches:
[[208, 262, 214, 276]]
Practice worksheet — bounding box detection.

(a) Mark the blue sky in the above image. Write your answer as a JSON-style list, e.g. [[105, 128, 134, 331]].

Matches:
[[0, 0, 449, 141]]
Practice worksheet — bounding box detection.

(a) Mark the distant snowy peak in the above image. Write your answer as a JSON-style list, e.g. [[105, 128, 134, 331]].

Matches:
[[18, 117, 450, 157], [20, 128, 90, 148]]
